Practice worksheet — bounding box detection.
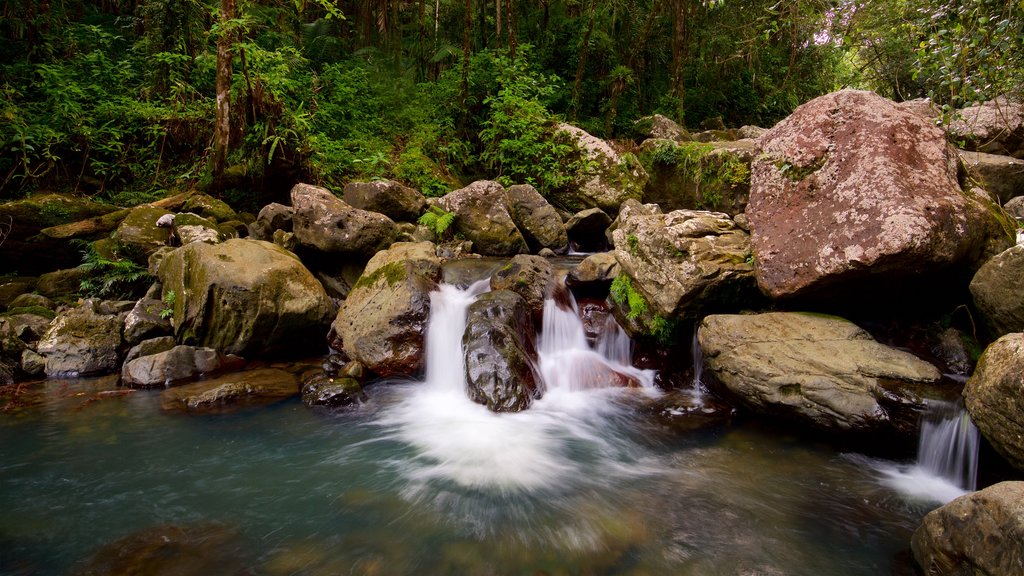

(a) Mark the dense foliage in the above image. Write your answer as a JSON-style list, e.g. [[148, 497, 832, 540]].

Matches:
[[0, 0, 1020, 206]]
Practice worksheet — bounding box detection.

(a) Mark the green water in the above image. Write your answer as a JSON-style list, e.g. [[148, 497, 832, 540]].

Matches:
[[0, 375, 936, 575]]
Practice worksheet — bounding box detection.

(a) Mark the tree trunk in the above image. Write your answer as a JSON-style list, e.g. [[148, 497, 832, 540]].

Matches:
[[670, 0, 689, 123], [212, 0, 235, 188], [570, 0, 598, 119], [461, 0, 472, 106], [506, 0, 517, 61]]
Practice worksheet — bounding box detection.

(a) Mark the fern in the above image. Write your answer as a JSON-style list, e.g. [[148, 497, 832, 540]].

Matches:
[[76, 241, 152, 300], [418, 205, 455, 238]]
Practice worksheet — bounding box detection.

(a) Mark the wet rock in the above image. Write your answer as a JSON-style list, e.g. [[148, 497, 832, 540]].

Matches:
[[749, 89, 1009, 301], [20, 349, 45, 377], [970, 244, 1024, 337], [931, 328, 973, 377], [8, 293, 52, 311], [180, 193, 237, 223], [123, 297, 173, 346], [330, 242, 441, 377], [248, 202, 293, 241], [124, 336, 177, 364], [158, 239, 333, 356], [553, 123, 648, 213], [36, 267, 90, 299], [463, 290, 542, 412], [343, 179, 427, 223], [699, 312, 940, 434], [160, 368, 298, 413], [949, 95, 1024, 157], [301, 373, 366, 408], [958, 150, 1024, 203], [612, 206, 758, 319], [489, 254, 557, 322], [565, 207, 612, 252], [73, 522, 247, 576], [911, 481, 1024, 576], [290, 182, 398, 258], [439, 180, 529, 256], [111, 205, 174, 261], [646, 389, 737, 433], [963, 333, 1024, 472], [122, 345, 230, 388], [172, 213, 225, 245], [504, 184, 568, 253], [37, 300, 126, 378], [567, 252, 620, 290]]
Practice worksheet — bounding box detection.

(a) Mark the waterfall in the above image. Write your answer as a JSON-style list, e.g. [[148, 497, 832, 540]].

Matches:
[[691, 325, 705, 400], [916, 399, 980, 492]]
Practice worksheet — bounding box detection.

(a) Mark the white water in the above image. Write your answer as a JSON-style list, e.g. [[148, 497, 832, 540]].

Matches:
[[872, 399, 980, 503], [378, 282, 658, 495]]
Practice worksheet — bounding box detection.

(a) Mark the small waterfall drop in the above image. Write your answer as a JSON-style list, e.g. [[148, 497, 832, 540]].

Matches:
[[875, 398, 980, 503]]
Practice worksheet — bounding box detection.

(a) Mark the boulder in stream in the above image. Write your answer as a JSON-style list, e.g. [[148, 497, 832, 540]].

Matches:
[[970, 244, 1024, 338], [36, 300, 126, 378], [963, 332, 1024, 472], [463, 290, 542, 412], [552, 123, 647, 213], [698, 312, 940, 435], [290, 182, 398, 258], [343, 179, 427, 223], [439, 180, 529, 256], [73, 522, 248, 576]]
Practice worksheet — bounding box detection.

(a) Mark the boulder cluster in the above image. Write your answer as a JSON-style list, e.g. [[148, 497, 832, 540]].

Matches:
[[2, 90, 1024, 571]]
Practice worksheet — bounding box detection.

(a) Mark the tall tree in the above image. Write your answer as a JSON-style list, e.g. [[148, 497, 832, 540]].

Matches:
[[212, 0, 235, 186]]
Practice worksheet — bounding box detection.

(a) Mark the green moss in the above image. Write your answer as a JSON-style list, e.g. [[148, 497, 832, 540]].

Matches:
[[626, 233, 640, 256], [354, 261, 407, 290], [643, 141, 749, 209], [4, 306, 56, 319], [610, 273, 678, 343], [775, 155, 826, 181]]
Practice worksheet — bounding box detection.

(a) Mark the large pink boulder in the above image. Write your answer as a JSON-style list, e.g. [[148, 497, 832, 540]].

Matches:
[[748, 89, 1007, 300]]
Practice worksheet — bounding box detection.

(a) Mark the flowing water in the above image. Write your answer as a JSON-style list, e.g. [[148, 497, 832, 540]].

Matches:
[[0, 283, 965, 575]]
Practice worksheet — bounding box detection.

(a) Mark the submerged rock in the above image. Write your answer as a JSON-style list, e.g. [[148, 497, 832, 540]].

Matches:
[[698, 312, 940, 435], [463, 290, 542, 412], [749, 89, 1009, 301], [330, 242, 441, 377], [160, 368, 298, 413], [158, 239, 333, 357], [963, 333, 1024, 472], [301, 373, 366, 408], [73, 522, 247, 576], [911, 481, 1024, 576]]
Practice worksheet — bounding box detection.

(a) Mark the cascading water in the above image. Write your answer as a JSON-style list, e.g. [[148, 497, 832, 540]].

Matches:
[[873, 398, 980, 503]]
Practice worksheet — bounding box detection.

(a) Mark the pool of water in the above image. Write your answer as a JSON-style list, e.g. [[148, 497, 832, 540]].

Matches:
[[0, 372, 942, 576]]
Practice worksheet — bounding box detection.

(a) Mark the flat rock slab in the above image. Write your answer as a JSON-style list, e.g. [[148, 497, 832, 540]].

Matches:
[[160, 368, 298, 413]]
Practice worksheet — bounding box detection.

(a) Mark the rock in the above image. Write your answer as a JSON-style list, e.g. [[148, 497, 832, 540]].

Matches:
[[504, 184, 568, 253], [970, 244, 1024, 337], [124, 336, 177, 364], [635, 114, 692, 142], [911, 481, 1024, 575], [330, 242, 441, 377], [640, 139, 753, 215], [612, 206, 757, 319], [896, 97, 940, 120], [489, 255, 557, 322], [439, 180, 529, 256], [932, 328, 972, 377], [949, 95, 1024, 157], [738, 125, 768, 139], [567, 252, 620, 289], [958, 150, 1024, 204], [4, 312, 53, 344], [20, 349, 45, 376], [963, 333, 1024, 471], [700, 116, 727, 131], [290, 182, 398, 258], [36, 267, 89, 299], [8, 293, 52, 310], [301, 373, 366, 407], [566, 207, 612, 253], [36, 300, 126, 377], [0, 193, 118, 274], [0, 279, 35, 309], [111, 205, 173, 260], [1005, 195, 1024, 220], [172, 213, 225, 245], [122, 297, 173, 346], [314, 263, 364, 301], [181, 193, 237, 223], [158, 239, 333, 356], [553, 123, 648, 213], [463, 290, 542, 412], [342, 180, 427, 223], [121, 345, 225, 388], [693, 129, 737, 142], [271, 229, 297, 252], [160, 368, 298, 413], [698, 312, 941, 434], [249, 202, 294, 241], [749, 89, 1009, 301], [74, 522, 247, 576]]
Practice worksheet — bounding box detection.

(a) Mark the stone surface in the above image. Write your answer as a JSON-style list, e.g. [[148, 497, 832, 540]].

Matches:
[[290, 182, 398, 258], [73, 522, 248, 576], [8, 293, 53, 311], [330, 242, 441, 377], [1005, 195, 1024, 220], [20, 349, 45, 376], [553, 123, 648, 213], [698, 312, 940, 434], [504, 184, 568, 253], [566, 207, 612, 253], [342, 179, 427, 223], [635, 114, 691, 142], [641, 139, 753, 216], [439, 180, 529, 256], [121, 345, 227, 388], [912, 481, 1024, 576], [612, 206, 757, 319], [463, 290, 542, 412], [963, 333, 1024, 472], [160, 368, 298, 413], [122, 297, 174, 346], [970, 244, 1024, 337], [181, 193, 237, 223], [567, 252, 621, 289], [949, 95, 1024, 157], [172, 213, 225, 246], [0, 193, 119, 274], [749, 89, 1008, 300], [301, 373, 366, 408], [0, 280, 35, 309], [36, 300, 125, 377], [249, 202, 294, 241], [124, 336, 177, 365], [36, 267, 90, 299], [489, 254, 557, 322], [158, 239, 333, 356], [958, 150, 1024, 204], [111, 205, 174, 260]]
